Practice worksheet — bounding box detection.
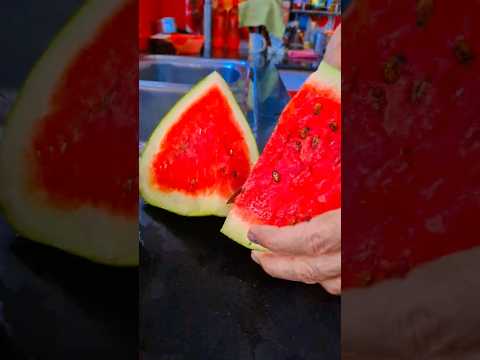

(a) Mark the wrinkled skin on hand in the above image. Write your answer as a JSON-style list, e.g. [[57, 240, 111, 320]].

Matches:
[[249, 209, 341, 295]]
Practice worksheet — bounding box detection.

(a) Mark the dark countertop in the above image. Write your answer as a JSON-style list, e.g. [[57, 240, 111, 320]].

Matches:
[[0, 219, 137, 360], [140, 210, 340, 360], [140, 51, 340, 359]]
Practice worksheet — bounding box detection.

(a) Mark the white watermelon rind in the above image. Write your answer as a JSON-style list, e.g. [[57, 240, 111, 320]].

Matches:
[[220, 61, 341, 250], [307, 61, 341, 101], [139, 71, 259, 217], [220, 208, 266, 251], [0, 0, 138, 266]]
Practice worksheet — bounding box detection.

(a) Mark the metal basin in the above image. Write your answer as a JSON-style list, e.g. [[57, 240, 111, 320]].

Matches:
[[139, 56, 251, 142], [278, 69, 311, 93], [139, 81, 191, 142], [140, 55, 247, 86]]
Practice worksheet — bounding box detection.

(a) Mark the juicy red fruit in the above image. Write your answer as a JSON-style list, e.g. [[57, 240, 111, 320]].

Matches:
[[151, 86, 251, 197], [234, 83, 341, 226], [343, 0, 480, 288], [29, 0, 138, 218]]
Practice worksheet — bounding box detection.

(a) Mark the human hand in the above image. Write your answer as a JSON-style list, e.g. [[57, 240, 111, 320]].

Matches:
[[324, 24, 341, 71], [248, 209, 341, 295], [342, 246, 480, 359]]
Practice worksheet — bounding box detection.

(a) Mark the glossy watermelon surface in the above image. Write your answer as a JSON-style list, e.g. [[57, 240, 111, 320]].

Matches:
[[343, 0, 480, 288], [222, 62, 341, 249]]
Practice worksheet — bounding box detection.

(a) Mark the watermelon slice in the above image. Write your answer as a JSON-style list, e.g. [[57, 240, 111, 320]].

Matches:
[[342, 0, 480, 289], [0, 0, 138, 266], [222, 61, 341, 250], [139, 72, 259, 217]]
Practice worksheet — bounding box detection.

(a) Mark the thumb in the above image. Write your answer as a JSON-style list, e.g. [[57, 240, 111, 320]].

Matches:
[[248, 209, 341, 255]]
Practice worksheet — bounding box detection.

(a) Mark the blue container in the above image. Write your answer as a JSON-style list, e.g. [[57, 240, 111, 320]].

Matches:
[[313, 31, 327, 55]]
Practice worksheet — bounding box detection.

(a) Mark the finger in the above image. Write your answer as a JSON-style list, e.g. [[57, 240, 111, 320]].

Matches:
[[251, 251, 340, 285], [248, 222, 309, 255], [320, 277, 341, 295], [248, 209, 341, 256]]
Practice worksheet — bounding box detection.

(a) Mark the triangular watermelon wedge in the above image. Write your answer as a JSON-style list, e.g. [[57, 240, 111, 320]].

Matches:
[[140, 72, 259, 217], [0, 0, 138, 266], [221, 61, 341, 250]]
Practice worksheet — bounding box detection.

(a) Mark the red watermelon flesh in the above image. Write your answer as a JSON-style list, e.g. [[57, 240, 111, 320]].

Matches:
[[151, 87, 252, 197], [139, 71, 259, 217], [30, 0, 137, 218], [343, 0, 480, 288], [221, 61, 341, 250], [0, 0, 138, 265]]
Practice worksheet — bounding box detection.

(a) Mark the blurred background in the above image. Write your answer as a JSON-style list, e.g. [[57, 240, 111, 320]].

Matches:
[[0, 3, 137, 359], [139, 0, 341, 95]]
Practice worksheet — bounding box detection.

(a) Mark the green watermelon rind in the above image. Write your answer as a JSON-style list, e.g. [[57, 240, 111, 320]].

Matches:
[[220, 61, 341, 250], [0, 0, 138, 267], [139, 71, 259, 217], [220, 209, 267, 251], [309, 61, 341, 100]]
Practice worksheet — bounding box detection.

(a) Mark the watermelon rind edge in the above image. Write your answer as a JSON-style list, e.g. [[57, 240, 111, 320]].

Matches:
[[139, 71, 259, 217], [220, 209, 266, 251], [0, 0, 138, 267], [307, 61, 341, 101]]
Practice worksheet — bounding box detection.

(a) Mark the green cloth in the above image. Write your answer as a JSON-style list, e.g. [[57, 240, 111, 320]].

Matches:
[[239, 0, 286, 39]]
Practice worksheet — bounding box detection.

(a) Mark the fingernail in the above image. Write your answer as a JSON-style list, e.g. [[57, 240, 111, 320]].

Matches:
[[251, 251, 260, 264], [247, 230, 258, 244]]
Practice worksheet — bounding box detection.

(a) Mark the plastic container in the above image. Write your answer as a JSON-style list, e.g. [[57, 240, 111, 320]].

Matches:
[[293, 0, 304, 10], [185, 0, 204, 33], [313, 30, 327, 54], [312, 0, 327, 9], [158, 17, 177, 34], [212, 0, 227, 49], [150, 34, 205, 55], [226, 0, 240, 50]]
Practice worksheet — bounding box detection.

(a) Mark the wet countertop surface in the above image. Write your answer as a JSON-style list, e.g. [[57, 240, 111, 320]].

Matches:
[[140, 209, 340, 360], [140, 53, 340, 359]]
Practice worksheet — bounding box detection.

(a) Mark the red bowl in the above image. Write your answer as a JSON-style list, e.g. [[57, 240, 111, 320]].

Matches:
[[169, 34, 204, 55]]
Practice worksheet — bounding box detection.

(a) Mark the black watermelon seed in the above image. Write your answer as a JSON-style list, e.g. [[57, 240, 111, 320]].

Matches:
[[300, 127, 310, 139], [272, 170, 281, 183], [329, 121, 338, 132]]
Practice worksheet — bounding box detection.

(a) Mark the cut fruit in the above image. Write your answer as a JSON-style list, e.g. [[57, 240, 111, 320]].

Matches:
[[0, 0, 138, 266], [221, 61, 341, 249], [342, 0, 480, 289], [139, 72, 259, 217]]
